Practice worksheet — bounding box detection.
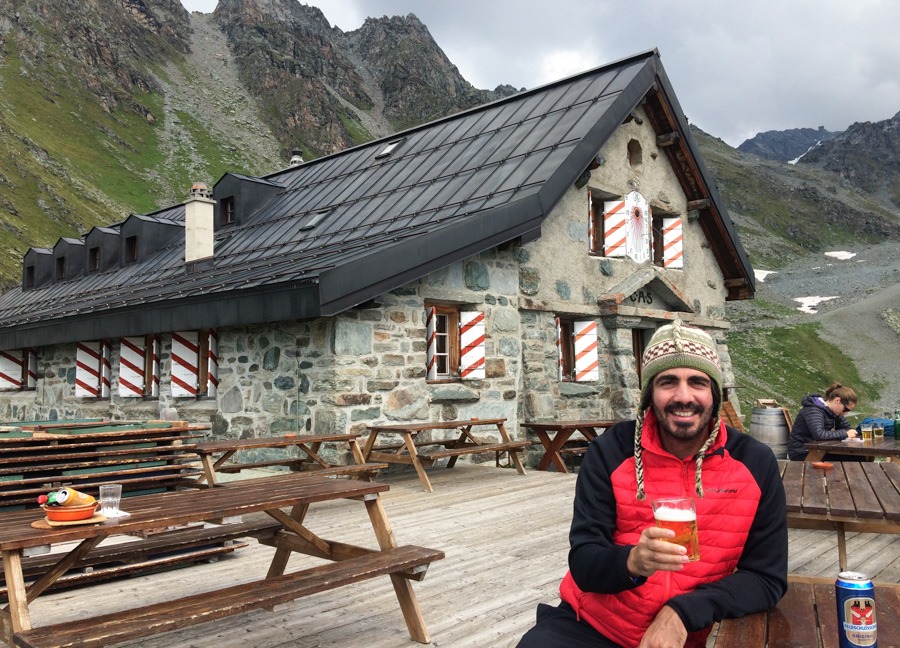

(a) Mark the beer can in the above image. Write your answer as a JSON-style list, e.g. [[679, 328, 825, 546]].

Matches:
[[55, 487, 96, 507], [835, 571, 877, 647]]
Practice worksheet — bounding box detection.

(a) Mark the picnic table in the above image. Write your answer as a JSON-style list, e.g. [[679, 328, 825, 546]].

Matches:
[[363, 418, 531, 492], [782, 460, 900, 571], [0, 473, 443, 648], [193, 433, 386, 486], [714, 574, 900, 646], [804, 436, 900, 462], [520, 420, 623, 472]]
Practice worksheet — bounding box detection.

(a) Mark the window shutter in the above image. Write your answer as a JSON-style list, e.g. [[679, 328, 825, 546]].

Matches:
[[119, 337, 146, 398], [206, 330, 219, 398], [75, 341, 102, 397], [555, 317, 565, 381], [100, 342, 111, 398], [171, 331, 200, 397], [662, 217, 684, 268], [459, 311, 485, 380], [573, 320, 600, 382], [25, 349, 37, 388], [603, 199, 627, 257], [425, 306, 438, 380], [0, 350, 22, 390], [625, 191, 650, 264], [149, 336, 160, 397]]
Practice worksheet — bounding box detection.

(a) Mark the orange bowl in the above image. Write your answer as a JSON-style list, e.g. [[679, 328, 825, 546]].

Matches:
[[42, 503, 97, 521]]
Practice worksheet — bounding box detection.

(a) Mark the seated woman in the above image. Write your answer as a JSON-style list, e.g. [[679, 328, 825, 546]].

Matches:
[[787, 383, 859, 461]]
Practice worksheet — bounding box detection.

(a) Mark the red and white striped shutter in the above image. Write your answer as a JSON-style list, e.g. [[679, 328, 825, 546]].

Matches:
[[118, 337, 146, 398], [171, 331, 200, 397], [0, 350, 23, 390], [75, 341, 102, 397], [150, 336, 160, 397], [573, 320, 600, 382], [625, 191, 651, 264], [603, 199, 627, 257], [25, 349, 37, 388], [662, 217, 684, 269], [459, 311, 485, 380], [425, 306, 437, 380], [100, 342, 111, 398], [555, 317, 565, 381], [206, 330, 219, 398]]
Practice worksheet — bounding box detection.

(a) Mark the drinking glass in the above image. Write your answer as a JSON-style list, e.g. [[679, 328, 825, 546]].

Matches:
[[860, 423, 873, 442], [873, 423, 885, 442], [650, 497, 700, 561], [99, 484, 122, 517]]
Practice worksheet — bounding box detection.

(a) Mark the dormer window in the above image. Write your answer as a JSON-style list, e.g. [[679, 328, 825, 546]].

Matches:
[[125, 236, 138, 263], [221, 196, 235, 226], [24, 266, 35, 290], [55, 257, 65, 280], [375, 138, 406, 159], [88, 246, 101, 272]]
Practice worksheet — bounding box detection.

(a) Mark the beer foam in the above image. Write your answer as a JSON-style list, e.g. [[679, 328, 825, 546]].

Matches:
[[654, 506, 696, 522]]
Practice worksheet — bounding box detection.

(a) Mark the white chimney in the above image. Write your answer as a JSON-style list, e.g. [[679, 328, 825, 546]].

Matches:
[[289, 147, 304, 167], [185, 182, 215, 264]]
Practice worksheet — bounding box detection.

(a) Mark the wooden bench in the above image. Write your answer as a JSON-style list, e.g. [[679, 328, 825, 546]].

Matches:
[[193, 434, 383, 487], [0, 518, 282, 601], [0, 421, 207, 509], [13, 545, 444, 648], [364, 419, 531, 492]]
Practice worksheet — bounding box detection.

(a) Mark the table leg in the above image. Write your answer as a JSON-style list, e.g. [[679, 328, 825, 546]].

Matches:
[[365, 495, 431, 643], [403, 433, 433, 493], [536, 430, 573, 472], [2, 549, 31, 641], [836, 522, 847, 571], [266, 503, 310, 578], [805, 450, 826, 462], [497, 422, 527, 475]]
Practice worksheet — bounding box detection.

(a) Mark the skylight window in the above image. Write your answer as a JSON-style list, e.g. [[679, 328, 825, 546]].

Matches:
[[302, 208, 333, 231], [375, 137, 406, 159]]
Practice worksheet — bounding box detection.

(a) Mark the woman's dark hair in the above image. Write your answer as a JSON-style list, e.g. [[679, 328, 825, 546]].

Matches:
[[825, 383, 857, 408]]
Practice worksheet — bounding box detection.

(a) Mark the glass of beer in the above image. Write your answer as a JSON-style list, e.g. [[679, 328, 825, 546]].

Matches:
[[651, 497, 700, 561], [873, 422, 885, 442], [861, 423, 873, 442]]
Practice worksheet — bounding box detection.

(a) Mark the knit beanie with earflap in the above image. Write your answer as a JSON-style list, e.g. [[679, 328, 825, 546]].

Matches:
[[634, 320, 723, 500]]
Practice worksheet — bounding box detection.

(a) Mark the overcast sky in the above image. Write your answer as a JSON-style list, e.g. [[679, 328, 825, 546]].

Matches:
[[179, 0, 899, 147]]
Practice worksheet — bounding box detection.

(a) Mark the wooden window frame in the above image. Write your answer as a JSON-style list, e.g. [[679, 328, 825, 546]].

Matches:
[[220, 196, 236, 226], [429, 305, 460, 381]]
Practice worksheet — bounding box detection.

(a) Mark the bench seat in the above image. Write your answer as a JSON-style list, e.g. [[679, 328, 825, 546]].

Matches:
[[13, 545, 444, 648], [419, 440, 532, 462], [0, 519, 283, 601], [213, 461, 387, 478]]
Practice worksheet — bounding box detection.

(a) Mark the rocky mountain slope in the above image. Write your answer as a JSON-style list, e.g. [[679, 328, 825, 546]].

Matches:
[[0, 0, 898, 416], [739, 126, 839, 162]]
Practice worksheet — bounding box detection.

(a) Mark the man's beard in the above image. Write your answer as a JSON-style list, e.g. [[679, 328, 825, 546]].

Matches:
[[653, 402, 714, 442]]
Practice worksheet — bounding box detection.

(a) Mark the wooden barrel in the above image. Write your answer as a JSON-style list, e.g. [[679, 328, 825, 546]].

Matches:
[[750, 407, 790, 458]]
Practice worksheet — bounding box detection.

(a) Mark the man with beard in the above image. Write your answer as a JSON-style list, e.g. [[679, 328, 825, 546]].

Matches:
[[517, 321, 788, 648]]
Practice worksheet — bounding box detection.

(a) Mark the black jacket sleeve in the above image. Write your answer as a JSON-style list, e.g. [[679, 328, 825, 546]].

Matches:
[[567, 423, 643, 594], [800, 406, 850, 441]]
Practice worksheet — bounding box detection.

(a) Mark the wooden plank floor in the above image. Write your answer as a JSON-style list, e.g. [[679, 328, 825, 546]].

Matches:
[[21, 463, 900, 647]]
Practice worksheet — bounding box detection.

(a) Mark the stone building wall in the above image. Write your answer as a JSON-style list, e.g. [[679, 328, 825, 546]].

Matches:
[[0, 107, 739, 461]]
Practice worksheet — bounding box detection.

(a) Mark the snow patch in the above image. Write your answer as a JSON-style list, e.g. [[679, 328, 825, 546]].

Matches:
[[794, 296, 838, 314], [754, 269, 776, 283], [824, 251, 856, 260]]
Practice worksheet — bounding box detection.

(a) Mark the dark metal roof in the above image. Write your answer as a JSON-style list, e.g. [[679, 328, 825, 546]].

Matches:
[[0, 49, 754, 351]]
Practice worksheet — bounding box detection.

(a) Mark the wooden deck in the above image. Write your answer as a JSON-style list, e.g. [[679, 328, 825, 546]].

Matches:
[[20, 463, 900, 647]]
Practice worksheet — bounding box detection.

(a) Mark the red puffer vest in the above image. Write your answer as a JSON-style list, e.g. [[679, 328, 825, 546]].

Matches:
[[559, 414, 762, 647]]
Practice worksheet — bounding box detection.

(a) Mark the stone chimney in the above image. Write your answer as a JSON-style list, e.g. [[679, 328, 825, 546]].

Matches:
[[185, 182, 215, 264], [289, 147, 304, 167]]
